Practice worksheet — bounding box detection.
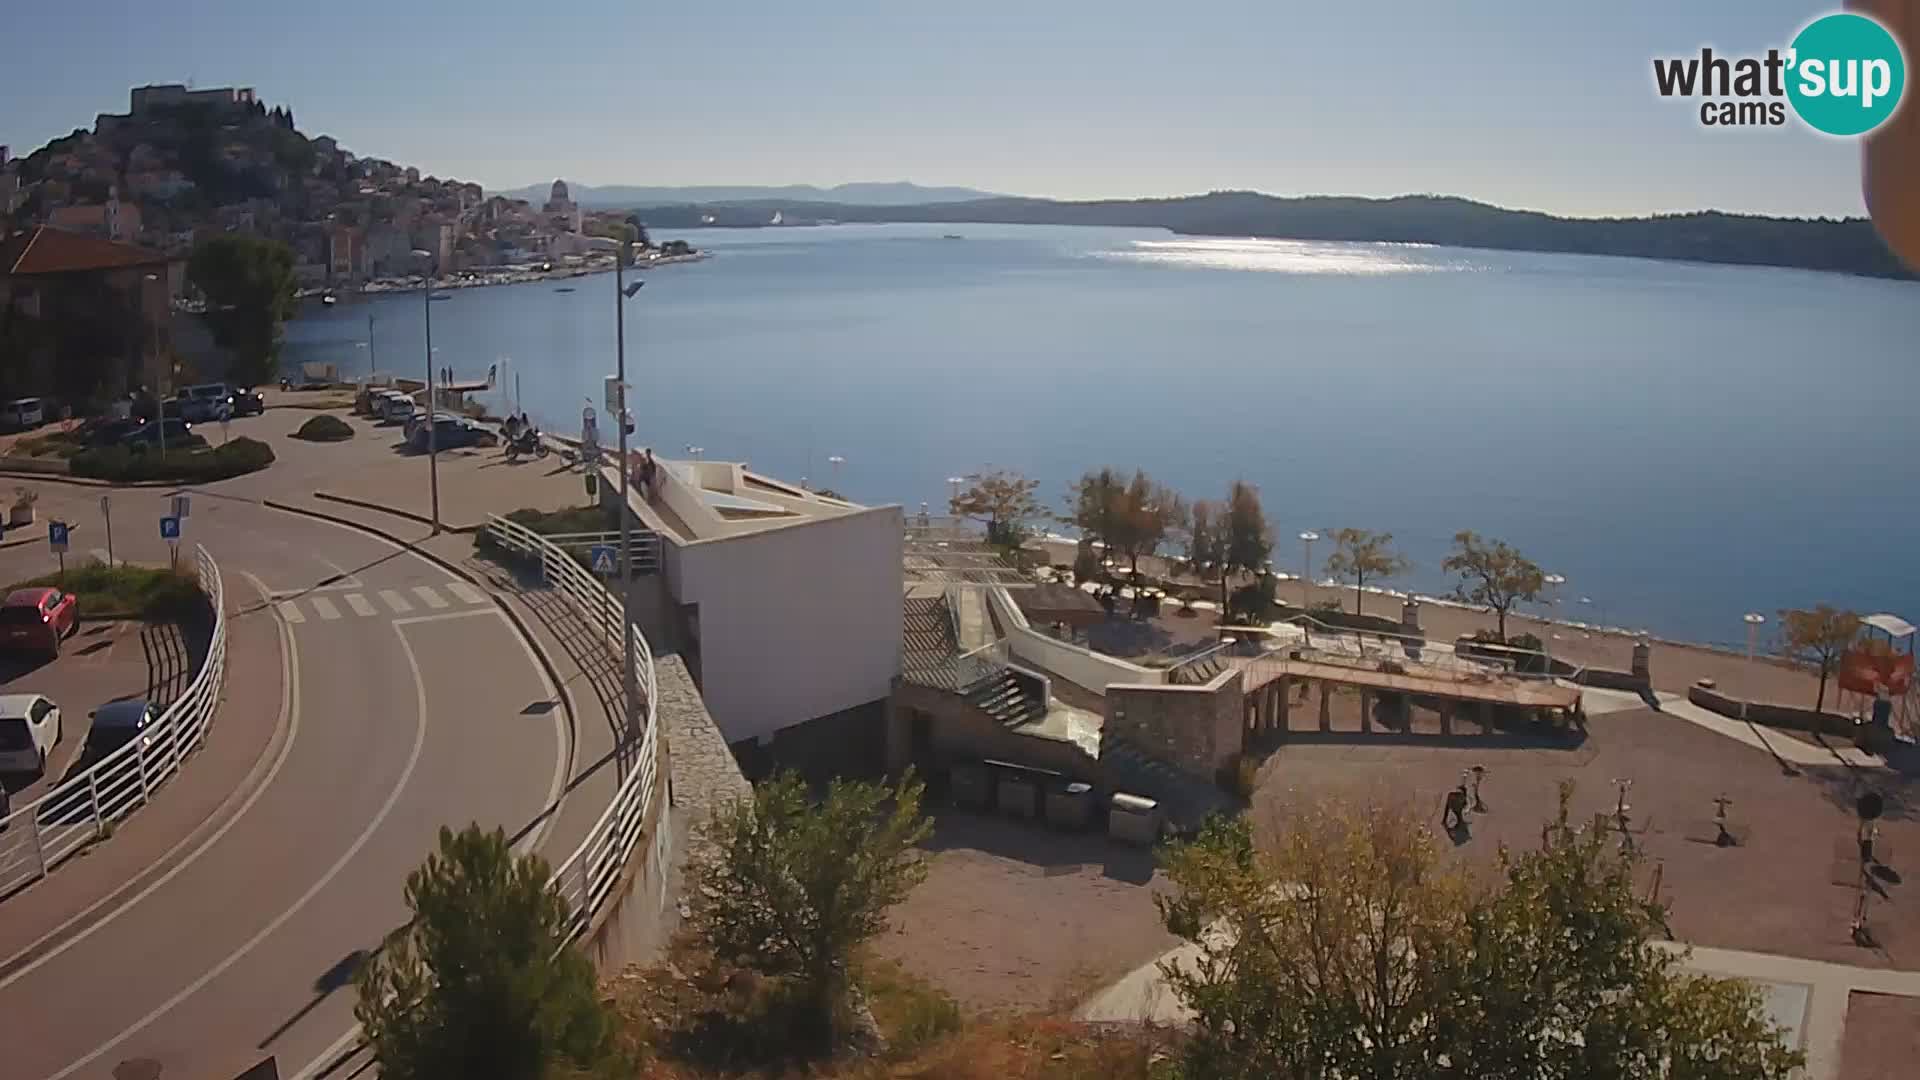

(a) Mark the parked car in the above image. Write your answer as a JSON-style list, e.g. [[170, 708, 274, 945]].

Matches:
[[230, 387, 266, 416], [86, 417, 146, 447], [0, 694, 62, 777], [408, 415, 496, 452], [1, 398, 46, 432], [177, 383, 236, 423], [0, 588, 78, 657], [122, 418, 199, 451], [86, 699, 155, 759], [378, 391, 417, 424]]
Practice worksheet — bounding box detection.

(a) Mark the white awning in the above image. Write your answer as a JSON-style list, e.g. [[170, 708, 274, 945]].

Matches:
[[1862, 613, 1916, 639]]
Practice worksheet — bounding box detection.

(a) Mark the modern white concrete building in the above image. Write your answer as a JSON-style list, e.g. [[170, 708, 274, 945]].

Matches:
[[601, 455, 904, 768]]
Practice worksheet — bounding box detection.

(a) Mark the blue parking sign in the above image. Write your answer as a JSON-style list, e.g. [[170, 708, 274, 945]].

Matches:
[[48, 521, 68, 552], [160, 516, 181, 541]]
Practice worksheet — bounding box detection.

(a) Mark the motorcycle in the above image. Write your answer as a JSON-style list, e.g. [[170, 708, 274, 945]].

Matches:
[[505, 426, 550, 462]]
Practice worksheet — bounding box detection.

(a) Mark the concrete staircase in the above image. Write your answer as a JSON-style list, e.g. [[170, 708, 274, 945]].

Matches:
[[964, 668, 1048, 727]]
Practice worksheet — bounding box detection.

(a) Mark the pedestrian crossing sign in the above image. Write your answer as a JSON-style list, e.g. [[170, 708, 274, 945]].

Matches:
[[589, 544, 617, 575]]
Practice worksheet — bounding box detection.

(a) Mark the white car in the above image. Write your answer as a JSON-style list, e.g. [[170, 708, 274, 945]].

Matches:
[[0, 693, 62, 776]]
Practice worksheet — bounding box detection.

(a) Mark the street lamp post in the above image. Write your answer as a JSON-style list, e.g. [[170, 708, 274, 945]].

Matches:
[[1743, 613, 1766, 721], [615, 234, 645, 728], [827, 454, 845, 492], [1298, 531, 1320, 611], [143, 273, 167, 459], [411, 251, 441, 533], [1543, 573, 1567, 625]]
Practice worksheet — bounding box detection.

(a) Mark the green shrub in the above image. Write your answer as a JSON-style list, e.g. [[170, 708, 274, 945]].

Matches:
[[71, 436, 275, 483], [12, 561, 204, 619], [292, 414, 354, 442]]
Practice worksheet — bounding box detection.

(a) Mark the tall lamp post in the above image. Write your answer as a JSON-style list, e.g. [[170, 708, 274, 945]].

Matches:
[[615, 231, 644, 727], [143, 273, 168, 459], [411, 250, 441, 533], [1742, 612, 1766, 721], [1298, 531, 1320, 611]]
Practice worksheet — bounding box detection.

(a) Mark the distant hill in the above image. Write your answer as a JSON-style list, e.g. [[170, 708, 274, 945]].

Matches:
[[626, 192, 1915, 280], [493, 180, 1006, 208]]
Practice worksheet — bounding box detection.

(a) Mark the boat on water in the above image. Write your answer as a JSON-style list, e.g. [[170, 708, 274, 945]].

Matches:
[[320, 291, 338, 305], [942, 234, 964, 240], [770, 210, 784, 225], [554, 286, 576, 293]]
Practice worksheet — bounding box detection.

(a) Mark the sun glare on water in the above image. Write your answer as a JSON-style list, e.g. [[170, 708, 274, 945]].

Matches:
[[1096, 237, 1479, 275]]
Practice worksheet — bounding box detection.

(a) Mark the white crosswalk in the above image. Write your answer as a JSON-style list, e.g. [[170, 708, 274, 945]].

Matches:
[[272, 581, 488, 625]]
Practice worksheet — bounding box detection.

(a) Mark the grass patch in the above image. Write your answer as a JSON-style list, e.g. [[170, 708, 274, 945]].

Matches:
[[474, 504, 615, 563], [12, 430, 88, 459], [856, 956, 963, 1059], [70, 436, 275, 483], [292, 414, 355, 442], [11, 560, 204, 619], [601, 947, 1169, 1079]]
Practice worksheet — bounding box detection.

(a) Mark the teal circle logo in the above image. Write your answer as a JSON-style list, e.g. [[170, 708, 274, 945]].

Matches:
[[1786, 12, 1907, 136]]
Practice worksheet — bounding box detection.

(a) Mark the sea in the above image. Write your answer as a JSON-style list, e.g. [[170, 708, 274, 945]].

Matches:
[[282, 222, 1920, 648]]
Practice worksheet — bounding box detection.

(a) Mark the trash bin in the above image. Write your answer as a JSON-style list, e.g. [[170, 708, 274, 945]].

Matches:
[[1046, 782, 1094, 830], [1107, 792, 1162, 846]]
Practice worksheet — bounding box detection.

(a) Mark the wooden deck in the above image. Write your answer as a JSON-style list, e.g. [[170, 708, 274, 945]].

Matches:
[[1228, 655, 1582, 710]]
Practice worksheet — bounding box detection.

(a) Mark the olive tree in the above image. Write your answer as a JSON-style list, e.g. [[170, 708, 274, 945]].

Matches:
[[1322, 527, 1410, 616], [691, 770, 931, 1051], [1442, 530, 1545, 640], [1156, 787, 1803, 1080], [949, 468, 1044, 548], [1777, 605, 1862, 713]]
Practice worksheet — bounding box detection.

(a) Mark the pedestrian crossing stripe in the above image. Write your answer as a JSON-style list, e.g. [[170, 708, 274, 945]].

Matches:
[[272, 582, 494, 623]]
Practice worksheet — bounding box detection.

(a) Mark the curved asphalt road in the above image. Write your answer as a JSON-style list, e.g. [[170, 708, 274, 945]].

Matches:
[[0, 496, 566, 1080]]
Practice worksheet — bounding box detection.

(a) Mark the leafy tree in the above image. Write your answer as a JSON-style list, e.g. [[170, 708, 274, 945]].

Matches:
[[1442, 530, 1544, 640], [691, 770, 931, 1051], [1156, 788, 1803, 1080], [950, 468, 1045, 548], [1186, 482, 1271, 617], [355, 824, 612, 1080], [1064, 467, 1128, 577], [1322, 527, 1410, 616], [1777, 605, 1862, 713], [188, 233, 297, 387]]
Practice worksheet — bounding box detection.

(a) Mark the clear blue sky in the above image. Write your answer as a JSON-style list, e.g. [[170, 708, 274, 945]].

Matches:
[[2, 1, 1878, 217]]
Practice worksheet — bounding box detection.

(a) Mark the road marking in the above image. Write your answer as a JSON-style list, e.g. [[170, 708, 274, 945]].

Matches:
[[295, 601, 570, 1080], [44, 611, 434, 1080], [0, 570, 302, 989], [412, 584, 449, 609], [378, 589, 413, 614], [309, 596, 341, 621], [445, 580, 486, 606], [277, 601, 306, 624], [391, 607, 501, 628], [344, 593, 377, 617]]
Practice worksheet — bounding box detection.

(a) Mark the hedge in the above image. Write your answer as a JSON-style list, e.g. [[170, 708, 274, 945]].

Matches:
[[292, 414, 355, 442], [71, 436, 276, 483]]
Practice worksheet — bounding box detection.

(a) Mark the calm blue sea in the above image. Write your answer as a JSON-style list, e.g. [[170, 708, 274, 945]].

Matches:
[[283, 223, 1920, 647]]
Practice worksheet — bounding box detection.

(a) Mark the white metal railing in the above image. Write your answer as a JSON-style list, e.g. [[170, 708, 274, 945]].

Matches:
[[536, 529, 663, 576], [1167, 613, 1579, 688], [484, 513, 665, 941], [0, 545, 227, 899]]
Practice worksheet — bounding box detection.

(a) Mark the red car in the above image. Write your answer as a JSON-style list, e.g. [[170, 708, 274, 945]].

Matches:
[[0, 587, 79, 656]]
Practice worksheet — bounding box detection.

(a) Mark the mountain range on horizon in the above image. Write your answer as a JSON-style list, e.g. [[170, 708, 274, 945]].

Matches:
[[492, 180, 1008, 208]]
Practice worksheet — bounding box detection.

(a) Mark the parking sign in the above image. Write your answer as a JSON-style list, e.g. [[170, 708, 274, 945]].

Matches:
[[160, 516, 181, 541], [48, 521, 69, 553]]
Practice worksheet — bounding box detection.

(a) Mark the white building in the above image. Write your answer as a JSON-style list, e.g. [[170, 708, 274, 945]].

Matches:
[[600, 455, 904, 768]]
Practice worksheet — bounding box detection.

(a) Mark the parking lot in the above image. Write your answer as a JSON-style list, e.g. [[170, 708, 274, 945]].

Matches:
[[0, 620, 173, 810]]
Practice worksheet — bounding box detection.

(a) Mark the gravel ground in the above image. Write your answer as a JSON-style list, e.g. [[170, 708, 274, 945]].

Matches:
[[873, 810, 1175, 1013]]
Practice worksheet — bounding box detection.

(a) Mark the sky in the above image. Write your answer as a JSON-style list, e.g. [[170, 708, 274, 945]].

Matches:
[[0, 1, 1883, 218]]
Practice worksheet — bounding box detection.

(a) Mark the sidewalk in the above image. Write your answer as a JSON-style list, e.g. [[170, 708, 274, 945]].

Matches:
[[0, 575, 287, 976]]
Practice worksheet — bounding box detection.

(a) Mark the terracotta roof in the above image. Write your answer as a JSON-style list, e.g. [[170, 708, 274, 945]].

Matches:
[[0, 226, 167, 276]]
